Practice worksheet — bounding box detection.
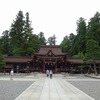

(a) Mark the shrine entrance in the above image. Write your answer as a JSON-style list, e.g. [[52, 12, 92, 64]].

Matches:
[[43, 59, 57, 73], [45, 62, 55, 72], [33, 45, 67, 73], [33, 57, 67, 73]]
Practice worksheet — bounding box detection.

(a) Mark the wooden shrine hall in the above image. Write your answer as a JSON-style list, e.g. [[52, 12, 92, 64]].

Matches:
[[33, 45, 67, 73], [3, 45, 67, 73], [3, 45, 100, 74]]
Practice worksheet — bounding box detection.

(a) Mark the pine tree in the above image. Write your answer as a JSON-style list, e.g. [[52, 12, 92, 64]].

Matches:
[[38, 32, 46, 46], [0, 53, 5, 71], [21, 12, 33, 56], [47, 34, 56, 45], [60, 35, 70, 53], [75, 17, 87, 54], [87, 12, 100, 45], [9, 10, 25, 56], [0, 30, 10, 55], [85, 39, 100, 75]]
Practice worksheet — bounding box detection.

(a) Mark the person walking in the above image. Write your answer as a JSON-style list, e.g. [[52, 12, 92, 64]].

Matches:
[[50, 70, 53, 79], [46, 69, 49, 77]]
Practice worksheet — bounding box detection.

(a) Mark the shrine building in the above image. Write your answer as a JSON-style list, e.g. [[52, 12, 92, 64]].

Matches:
[[4, 45, 67, 73], [33, 45, 67, 73], [3, 45, 100, 73]]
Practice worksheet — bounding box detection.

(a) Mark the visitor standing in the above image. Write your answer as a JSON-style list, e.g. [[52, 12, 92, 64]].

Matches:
[[50, 70, 53, 79], [46, 69, 49, 77], [10, 69, 14, 80]]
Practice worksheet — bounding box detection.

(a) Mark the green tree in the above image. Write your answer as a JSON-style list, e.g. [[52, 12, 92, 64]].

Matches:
[[0, 36, 3, 53], [87, 12, 100, 45], [47, 34, 56, 45], [85, 39, 100, 75], [0, 30, 10, 55], [85, 12, 100, 75], [68, 33, 76, 55], [24, 12, 33, 39], [28, 34, 40, 53], [21, 12, 33, 56], [69, 33, 76, 47], [73, 17, 87, 54], [38, 32, 46, 46], [72, 52, 84, 59], [76, 17, 87, 53], [69, 17, 86, 56], [60, 33, 76, 55], [86, 39, 100, 59], [9, 10, 25, 56], [0, 53, 5, 71], [60, 35, 70, 53]]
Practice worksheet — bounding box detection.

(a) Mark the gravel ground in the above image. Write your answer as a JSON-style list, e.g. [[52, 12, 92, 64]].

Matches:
[[0, 80, 34, 100], [68, 80, 100, 100], [0, 73, 100, 100]]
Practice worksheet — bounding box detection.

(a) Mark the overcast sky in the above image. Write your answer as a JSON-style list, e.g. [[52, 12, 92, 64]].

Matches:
[[0, 0, 100, 44]]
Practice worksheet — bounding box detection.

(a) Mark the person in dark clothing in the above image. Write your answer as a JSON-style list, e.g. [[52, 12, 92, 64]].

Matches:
[[46, 69, 49, 77]]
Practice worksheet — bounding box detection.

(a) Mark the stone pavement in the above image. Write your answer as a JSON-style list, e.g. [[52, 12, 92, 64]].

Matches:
[[85, 74, 100, 79], [15, 76, 95, 100]]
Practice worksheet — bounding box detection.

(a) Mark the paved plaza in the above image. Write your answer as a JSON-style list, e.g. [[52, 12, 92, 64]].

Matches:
[[0, 73, 100, 100]]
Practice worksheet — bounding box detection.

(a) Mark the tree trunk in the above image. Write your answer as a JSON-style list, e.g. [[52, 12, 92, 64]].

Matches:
[[87, 65, 91, 74], [93, 62, 98, 76]]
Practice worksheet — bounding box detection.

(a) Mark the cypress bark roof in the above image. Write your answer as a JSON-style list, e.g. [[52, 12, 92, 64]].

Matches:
[[4, 56, 33, 63], [34, 45, 66, 56]]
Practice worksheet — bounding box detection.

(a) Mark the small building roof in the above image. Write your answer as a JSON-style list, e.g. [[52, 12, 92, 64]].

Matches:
[[67, 58, 100, 64], [67, 58, 84, 64], [4, 56, 33, 63]]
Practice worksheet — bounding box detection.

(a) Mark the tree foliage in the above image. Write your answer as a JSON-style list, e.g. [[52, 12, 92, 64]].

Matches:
[[0, 10, 46, 56], [0, 30, 10, 55], [70, 17, 86, 55], [86, 39, 100, 60], [0, 53, 5, 70], [9, 10, 25, 56], [47, 34, 56, 45], [60, 35, 70, 53], [72, 52, 84, 59], [0, 11, 100, 59], [38, 32, 46, 46], [61, 17, 87, 56], [87, 12, 100, 45], [21, 12, 34, 56], [85, 12, 100, 60]]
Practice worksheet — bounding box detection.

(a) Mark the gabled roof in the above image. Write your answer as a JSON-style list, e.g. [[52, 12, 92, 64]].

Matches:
[[45, 50, 56, 56], [34, 45, 67, 56]]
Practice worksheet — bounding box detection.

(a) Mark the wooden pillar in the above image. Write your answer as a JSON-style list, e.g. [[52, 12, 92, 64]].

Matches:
[[32, 59, 34, 72], [43, 59, 45, 73], [55, 59, 57, 73], [55, 65, 57, 73]]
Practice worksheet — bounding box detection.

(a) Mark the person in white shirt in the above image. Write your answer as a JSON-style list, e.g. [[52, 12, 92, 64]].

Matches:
[[10, 69, 14, 80], [50, 70, 53, 79]]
